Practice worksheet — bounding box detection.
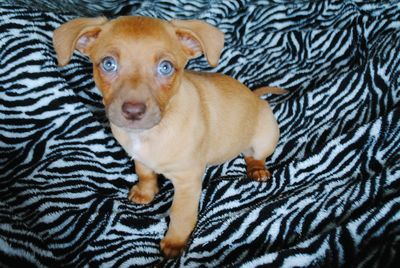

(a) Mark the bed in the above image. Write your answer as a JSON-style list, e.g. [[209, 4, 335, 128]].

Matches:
[[1, 0, 399, 267]]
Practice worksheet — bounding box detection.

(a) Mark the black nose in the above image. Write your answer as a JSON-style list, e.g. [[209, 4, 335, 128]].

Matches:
[[122, 102, 146, 121]]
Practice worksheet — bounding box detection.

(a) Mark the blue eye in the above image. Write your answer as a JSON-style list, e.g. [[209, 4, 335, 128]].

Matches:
[[101, 56, 118, 72], [157, 60, 174, 76]]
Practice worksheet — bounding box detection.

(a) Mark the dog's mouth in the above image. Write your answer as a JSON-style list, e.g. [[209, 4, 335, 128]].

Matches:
[[106, 101, 162, 131]]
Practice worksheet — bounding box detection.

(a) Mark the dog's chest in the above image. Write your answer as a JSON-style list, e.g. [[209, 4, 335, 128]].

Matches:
[[110, 123, 177, 174], [130, 134, 182, 175], [126, 136, 142, 158]]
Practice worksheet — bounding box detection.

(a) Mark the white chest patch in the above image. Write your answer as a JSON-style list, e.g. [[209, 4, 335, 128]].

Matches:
[[129, 134, 142, 157]]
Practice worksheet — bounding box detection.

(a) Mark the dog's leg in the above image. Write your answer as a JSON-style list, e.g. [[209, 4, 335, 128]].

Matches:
[[244, 104, 280, 182], [160, 169, 203, 258], [129, 160, 159, 204], [244, 155, 271, 182]]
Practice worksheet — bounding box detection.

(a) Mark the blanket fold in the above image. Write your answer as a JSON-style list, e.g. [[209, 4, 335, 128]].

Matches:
[[0, 1, 399, 267]]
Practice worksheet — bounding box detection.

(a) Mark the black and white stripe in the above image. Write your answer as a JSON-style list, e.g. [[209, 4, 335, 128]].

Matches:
[[1, 0, 399, 267]]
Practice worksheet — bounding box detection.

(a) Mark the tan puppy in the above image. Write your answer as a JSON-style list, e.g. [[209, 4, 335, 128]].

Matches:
[[53, 16, 281, 258]]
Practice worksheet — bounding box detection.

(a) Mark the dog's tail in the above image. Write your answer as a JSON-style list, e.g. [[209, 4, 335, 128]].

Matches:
[[253, 86, 288, 97]]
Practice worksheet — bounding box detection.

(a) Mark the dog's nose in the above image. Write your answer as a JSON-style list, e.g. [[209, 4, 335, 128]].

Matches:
[[122, 102, 147, 121]]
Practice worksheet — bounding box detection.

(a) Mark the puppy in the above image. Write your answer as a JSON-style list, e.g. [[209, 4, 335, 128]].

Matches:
[[53, 16, 281, 258]]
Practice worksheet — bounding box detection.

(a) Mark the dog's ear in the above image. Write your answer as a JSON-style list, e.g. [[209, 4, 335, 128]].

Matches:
[[171, 20, 224, 67], [53, 17, 108, 67]]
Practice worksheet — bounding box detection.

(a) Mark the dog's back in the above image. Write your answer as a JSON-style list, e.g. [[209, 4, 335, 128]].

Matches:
[[184, 71, 271, 165]]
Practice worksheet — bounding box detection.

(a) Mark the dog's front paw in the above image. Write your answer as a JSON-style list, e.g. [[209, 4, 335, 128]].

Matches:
[[160, 237, 186, 258], [128, 185, 157, 204], [248, 167, 271, 182]]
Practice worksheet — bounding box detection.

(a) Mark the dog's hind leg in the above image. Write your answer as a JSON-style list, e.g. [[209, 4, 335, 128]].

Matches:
[[244, 155, 271, 181], [244, 104, 280, 182]]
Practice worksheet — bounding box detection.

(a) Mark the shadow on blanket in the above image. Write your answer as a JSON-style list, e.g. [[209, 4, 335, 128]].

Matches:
[[0, 1, 399, 267]]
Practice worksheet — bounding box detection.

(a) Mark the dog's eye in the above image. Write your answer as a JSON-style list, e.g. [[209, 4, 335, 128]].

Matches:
[[101, 56, 118, 73], [157, 60, 174, 76]]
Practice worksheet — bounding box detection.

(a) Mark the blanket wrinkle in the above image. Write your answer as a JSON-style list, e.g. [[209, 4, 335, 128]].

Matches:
[[0, 1, 399, 267]]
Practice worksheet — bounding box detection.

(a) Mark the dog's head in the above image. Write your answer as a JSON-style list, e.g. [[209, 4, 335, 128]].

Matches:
[[53, 16, 224, 130]]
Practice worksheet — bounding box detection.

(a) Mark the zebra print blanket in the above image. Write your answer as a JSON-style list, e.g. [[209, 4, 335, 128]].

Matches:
[[1, 1, 400, 267]]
